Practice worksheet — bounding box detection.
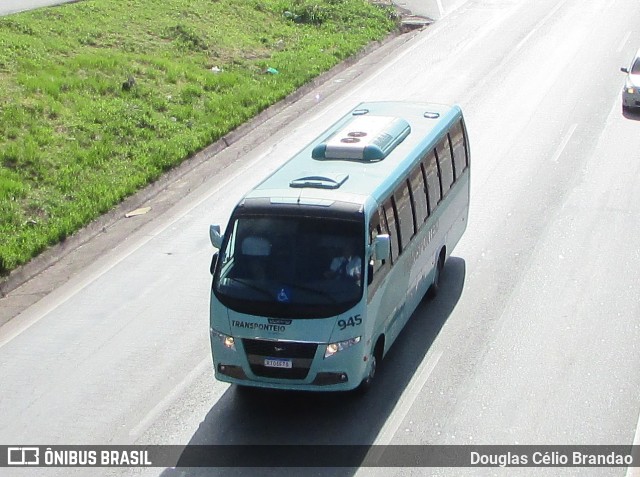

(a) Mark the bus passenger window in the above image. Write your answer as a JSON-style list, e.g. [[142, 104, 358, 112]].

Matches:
[[368, 210, 390, 293], [383, 199, 400, 262], [369, 212, 385, 272], [436, 136, 454, 196], [450, 120, 468, 179], [409, 166, 428, 226], [423, 150, 441, 212], [394, 180, 415, 251]]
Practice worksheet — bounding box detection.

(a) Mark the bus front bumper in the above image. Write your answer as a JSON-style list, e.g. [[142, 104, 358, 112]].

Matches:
[[216, 363, 352, 388], [210, 332, 367, 392]]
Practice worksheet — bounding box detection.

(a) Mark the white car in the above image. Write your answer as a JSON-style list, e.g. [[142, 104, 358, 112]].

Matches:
[[621, 48, 640, 111]]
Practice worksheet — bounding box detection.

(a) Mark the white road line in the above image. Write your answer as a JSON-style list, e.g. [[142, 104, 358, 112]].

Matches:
[[459, 0, 569, 105], [375, 350, 443, 445], [358, 350, 443, 473], [618, 31, 631, 53], [514, 0, 567, 54], [550, 123, 578, 163], [624, 406, 640, 477], [128, 357, 212, 440]]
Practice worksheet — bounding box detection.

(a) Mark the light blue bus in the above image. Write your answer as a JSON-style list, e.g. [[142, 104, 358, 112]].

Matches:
[[208, 101, 469, 392]]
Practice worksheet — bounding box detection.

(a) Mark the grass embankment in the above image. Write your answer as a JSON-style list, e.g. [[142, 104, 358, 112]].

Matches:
[[0, 0, 397, 276]]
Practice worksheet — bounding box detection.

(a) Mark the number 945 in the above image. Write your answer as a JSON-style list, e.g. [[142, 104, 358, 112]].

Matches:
[[338, 315, 362, 330]]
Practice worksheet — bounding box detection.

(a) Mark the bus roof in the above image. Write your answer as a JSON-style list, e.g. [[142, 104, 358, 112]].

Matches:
[[243, 101, 463, 212]]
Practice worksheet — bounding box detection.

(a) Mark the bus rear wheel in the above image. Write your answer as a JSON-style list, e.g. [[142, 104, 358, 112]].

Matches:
[[426, 249, 445, 299]]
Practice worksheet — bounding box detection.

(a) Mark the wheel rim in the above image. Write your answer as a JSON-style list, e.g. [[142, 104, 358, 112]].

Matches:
[[368, 354, 377, 381]]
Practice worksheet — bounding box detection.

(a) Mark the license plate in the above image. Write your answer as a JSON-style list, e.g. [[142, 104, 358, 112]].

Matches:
[[264, 358, 292, 369]]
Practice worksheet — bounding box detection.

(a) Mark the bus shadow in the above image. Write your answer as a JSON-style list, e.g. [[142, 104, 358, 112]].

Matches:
[[160, 257, 466, 477]]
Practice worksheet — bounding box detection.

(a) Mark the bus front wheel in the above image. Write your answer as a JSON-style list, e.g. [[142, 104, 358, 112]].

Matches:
[[356, 340, 383, 394]]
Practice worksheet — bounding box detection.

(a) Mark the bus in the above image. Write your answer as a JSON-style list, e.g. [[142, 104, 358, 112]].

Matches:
[[208, 101, 470, 392]]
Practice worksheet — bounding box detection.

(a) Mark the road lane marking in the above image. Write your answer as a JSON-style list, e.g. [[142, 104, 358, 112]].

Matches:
[[374, 350, 443, 444], [625, 406, 640, 477], [618, 31, 631, 53], [550, 123, 578, 163], [358, 350, 443, 472], [459, 0, 569, 106], [128, 357, 212, 441], [512, 0, 569, 55]]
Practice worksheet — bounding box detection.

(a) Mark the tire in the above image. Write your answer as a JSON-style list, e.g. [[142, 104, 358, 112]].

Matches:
[[355, 343, 381, 394], [426, 250, 445, 300]]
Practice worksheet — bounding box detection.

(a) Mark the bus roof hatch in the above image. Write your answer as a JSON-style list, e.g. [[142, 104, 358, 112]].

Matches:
[[289, 173, 349, 189], [312, 115, 411, 162]]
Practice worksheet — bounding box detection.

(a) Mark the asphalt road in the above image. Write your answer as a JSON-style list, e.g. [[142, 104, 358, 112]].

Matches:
[[0, 0, 434, 18], [0, 0, 77, 16], [1, 0, 640, 476]]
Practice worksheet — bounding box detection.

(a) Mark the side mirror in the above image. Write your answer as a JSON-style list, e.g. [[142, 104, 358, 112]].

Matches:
[[209, 224, 223, 249], [621, 67, 630, 73], [372, 234, 390, 261]]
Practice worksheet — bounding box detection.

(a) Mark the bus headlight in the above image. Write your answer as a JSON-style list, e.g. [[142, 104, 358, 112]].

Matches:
[[627, 87, 636, 94], [325, 336, 361, 358], [210, 328, 236, 350]]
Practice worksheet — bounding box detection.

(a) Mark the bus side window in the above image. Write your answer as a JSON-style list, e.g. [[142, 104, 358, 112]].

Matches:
[[450, 119, 469, 178], [423, 150, 441, 212], [410, 165, 428, 226], [383, 198, 400, 262], [436, 135, 454, 196], [369, 210, 386, 271], [368, 210, 390, 295], [394, 180, 414, 251]]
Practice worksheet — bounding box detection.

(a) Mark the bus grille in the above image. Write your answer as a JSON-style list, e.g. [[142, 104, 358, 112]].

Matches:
[[242, 338, 318, 380]]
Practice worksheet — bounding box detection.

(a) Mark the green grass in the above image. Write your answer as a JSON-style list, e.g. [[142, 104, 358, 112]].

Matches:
[[0, 0, 398, 276]]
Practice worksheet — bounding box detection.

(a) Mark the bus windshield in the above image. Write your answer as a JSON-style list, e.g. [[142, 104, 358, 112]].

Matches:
[[212, 214, 364, 318]]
